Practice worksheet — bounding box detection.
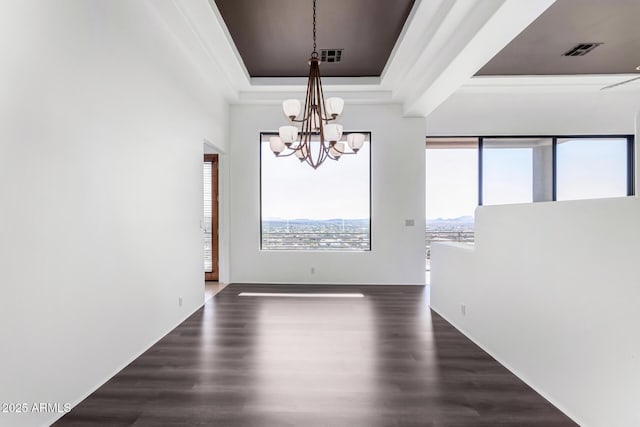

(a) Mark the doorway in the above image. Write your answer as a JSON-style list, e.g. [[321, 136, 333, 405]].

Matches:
[[204, 154, 219, 281]]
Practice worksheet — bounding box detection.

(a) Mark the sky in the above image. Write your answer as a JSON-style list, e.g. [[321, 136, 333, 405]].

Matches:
[[261, 137, 628, 222], [556, 139, 627, 200], [482, 148, 533, 206], [425, 148, 477, 219], [425, 138, 627, 220], [261, 140, 370, 220]]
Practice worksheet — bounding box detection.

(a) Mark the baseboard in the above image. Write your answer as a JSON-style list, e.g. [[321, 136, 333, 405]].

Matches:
[[429, 304, 585, 427], [225, 281, 427, 286], [46, 299, 206, 426]]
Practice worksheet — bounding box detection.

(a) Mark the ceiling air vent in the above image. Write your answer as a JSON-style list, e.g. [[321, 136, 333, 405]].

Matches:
[[563, 43, 603, 57], [320, 49, 343, 63]]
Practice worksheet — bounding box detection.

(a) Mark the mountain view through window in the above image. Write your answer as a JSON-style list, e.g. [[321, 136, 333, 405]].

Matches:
[[260, 135, 371, 251]]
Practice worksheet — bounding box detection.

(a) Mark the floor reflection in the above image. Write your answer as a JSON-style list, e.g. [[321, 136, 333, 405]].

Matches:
[[247, 290, 377, 425], [56, 284, 576, 426]]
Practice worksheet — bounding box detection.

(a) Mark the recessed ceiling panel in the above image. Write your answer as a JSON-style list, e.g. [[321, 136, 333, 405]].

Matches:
[[478, 0, 640, 76], [214, 0, 414, 77]]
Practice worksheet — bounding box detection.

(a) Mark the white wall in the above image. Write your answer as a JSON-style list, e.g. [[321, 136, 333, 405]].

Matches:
[[228, 103, 426, 285], [0, 1, 227, 425], [426, 90, 639, 136], [430, 198, 640, 427], [428, 88, 640, 426]]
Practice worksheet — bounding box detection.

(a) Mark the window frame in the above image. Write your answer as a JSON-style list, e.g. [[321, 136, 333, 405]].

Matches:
[[554, 136, 634, 201], [259, 131, 373, 252], [428, 134, 635, 206]]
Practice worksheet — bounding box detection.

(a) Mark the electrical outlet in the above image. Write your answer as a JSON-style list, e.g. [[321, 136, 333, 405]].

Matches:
[[405, 219, 415, 226], [178, 297, 183, 307], [310, 267, 316, 274], [460, 304, 466, 316]]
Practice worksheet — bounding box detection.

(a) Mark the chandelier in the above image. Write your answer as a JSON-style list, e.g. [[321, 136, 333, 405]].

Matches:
[[268, 0, 366, 169]]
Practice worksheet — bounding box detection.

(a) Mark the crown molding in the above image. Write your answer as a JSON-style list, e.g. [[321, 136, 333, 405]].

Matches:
[[147, 0, 250, 100], [249, 76, 381, 89], [236, 90, 394, 105]]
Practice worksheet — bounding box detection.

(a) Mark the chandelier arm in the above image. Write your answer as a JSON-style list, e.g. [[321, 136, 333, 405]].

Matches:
[[274, 148, 300, 158], [305, 146, 315, 168], [307, 65, 318, 132], [303, 141, 312, 167], [323, 143, 338, 162], [316, 63, 328, 168], [289, 115, 311, 124], [301, 83, 310, 127], [297, 57, 315, 164], [302, 138, 311, 167], [289, 114, 336, 124], [304, 112, 313, 166], [303, 106, 314, 168], [329, 145, 356, 155], [310, 77, 318, 167], [316, 143, 326, 167], [316, 65, 331, 124], [304, 138, 315, 169], [301, 61, 315, 126], [305, 62, 320, 169]]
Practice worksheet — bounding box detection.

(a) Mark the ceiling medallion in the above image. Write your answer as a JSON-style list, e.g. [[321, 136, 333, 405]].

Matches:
[[268, 0, 366, 169]]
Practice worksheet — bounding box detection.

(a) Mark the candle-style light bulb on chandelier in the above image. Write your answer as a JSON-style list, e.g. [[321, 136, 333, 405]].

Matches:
[[269, 0, 366, 169]]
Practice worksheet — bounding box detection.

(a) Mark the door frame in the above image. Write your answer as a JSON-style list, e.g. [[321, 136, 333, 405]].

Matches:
[[204, 154, 219, 281]]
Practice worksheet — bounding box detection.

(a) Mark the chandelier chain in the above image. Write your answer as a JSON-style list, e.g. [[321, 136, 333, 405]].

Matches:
[[312, 0, 317, 54], [273, 0, 365, 168]]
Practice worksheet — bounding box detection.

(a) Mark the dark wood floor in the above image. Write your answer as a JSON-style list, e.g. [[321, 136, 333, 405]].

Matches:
[[56, 284, 576, 426]]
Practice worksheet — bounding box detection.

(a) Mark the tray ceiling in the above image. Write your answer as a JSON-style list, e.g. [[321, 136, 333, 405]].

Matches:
[[478, 0, 640, 76], [214, 0, 414, 78]]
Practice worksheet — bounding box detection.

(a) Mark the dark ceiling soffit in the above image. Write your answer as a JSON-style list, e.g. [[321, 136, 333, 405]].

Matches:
[[214, 0, 416, 78]]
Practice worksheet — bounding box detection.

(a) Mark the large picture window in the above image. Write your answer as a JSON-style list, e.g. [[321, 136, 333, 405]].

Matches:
[[482, 143, 534, 205], [482, 138, 553, 205], [556, 137, 630, 201], [260, 132, 371, 251], [425, 135, 634, 208], [425, 138, 477, 269]]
